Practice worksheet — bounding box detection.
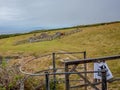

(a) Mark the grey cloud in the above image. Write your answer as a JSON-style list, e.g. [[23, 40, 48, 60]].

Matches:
[[0, 0, 120, 34]]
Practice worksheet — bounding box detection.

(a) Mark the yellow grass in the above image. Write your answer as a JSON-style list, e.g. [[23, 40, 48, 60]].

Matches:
[[0, 22, 120, 89]]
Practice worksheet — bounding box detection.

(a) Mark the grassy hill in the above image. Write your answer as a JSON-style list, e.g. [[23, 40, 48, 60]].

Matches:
[[0, 22, 120, 89], [0, 22, 120, 57]]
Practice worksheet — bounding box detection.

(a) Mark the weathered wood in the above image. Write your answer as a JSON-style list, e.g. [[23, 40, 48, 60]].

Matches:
[[64, 55, 120, 90], [45, 72, 50, 90], [69, 64, 78, 72], [83, 51, 87, 90], [65, 55, 120, 65], [101, 69, 107, 90], [68, 63, 99, 90], [56, 51, 85, 54], [70, 81, 101, 88], [52, 53, 56, 90], [74, 70, 99, 90], [65, 64, 70, 90], [71, 78, 120, 88]]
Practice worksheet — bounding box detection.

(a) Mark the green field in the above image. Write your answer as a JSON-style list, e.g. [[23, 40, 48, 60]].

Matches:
[[0, 22, 120, 90], [0, 22, 120, 57]]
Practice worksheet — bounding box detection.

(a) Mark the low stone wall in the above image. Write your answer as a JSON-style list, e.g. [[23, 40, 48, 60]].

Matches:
[[14, 29, 82, 45]]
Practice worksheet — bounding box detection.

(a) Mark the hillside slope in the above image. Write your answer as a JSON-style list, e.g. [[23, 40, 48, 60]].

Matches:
[[0, 22, 120, 57], [0, 22, 120, 89]]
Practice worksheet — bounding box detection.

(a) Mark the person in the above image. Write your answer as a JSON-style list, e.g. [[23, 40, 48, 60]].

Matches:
[[93, 60, 113, 83]]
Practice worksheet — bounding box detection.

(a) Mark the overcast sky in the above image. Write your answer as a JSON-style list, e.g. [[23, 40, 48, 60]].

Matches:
[[0, 0, 120, 34]]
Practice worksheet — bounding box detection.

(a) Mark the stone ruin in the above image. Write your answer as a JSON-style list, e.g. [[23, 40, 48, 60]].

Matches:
[[14, 29, 82, 45]]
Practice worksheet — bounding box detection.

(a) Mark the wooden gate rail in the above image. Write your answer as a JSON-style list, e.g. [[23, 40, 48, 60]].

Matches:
[[65, 55, 120, 65], [64, 55, 120, 90], [52, 51, 86, 90], [44, 70, 101, 90]]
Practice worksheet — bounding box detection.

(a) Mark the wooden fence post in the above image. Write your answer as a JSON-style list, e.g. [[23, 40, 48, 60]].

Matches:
[[65, 63, 70, 90], [101, 69, 107, 90], [45, 72, 50, 90], [84, 51, 87, 90], [52, 53, 56, 90]]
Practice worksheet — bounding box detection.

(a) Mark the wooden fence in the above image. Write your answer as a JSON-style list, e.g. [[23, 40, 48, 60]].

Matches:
[[19, 52, 120, 90]]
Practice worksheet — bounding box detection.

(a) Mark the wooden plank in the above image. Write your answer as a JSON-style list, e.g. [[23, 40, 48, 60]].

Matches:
[[70, 81, 101, 88], [71, 78, 120, 88], [74, 70, 99, 90], [65, 64, 70, 90], [65, 55, 120, 65], [69, 64, 78, 72], [68, 64, 99, 90]]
